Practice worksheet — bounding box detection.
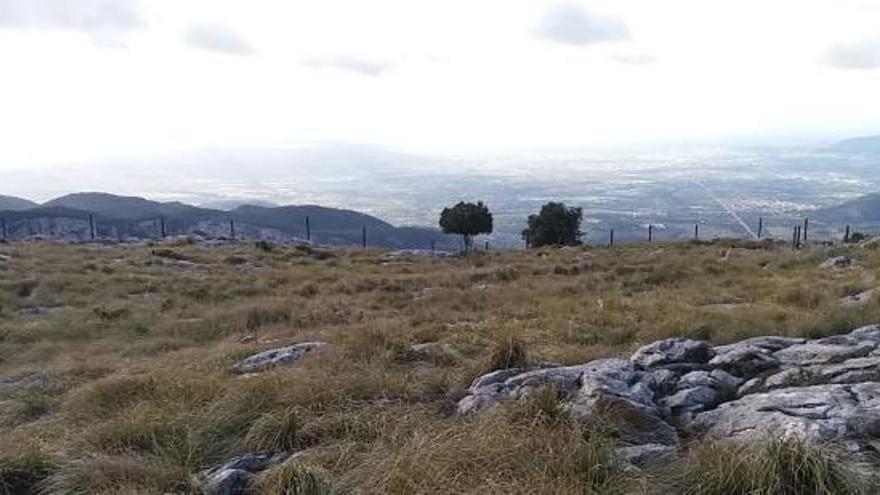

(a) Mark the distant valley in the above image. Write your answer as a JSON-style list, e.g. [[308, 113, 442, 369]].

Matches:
[[3, 136, 880, 247]]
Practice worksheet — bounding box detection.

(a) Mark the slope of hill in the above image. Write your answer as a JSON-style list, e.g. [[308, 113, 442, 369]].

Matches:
[[1, 192, 453, 249], [1, 241, 878, 493], [829, 135, 880, 153], [816, 192, 880, 223], [0, 195, 38, 211]]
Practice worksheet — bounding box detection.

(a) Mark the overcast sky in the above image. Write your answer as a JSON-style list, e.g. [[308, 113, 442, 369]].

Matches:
[[2, 0, 880, 173]]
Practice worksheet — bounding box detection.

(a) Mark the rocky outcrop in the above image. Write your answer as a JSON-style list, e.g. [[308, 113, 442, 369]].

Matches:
[[198, 452, 289, 495], [820, 256, 854, 270], [458, 324, 880, 466], [233, 342, 328, 373]]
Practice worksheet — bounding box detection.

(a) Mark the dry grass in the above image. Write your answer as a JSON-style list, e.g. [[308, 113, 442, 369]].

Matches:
[[1, 240, 879, 493]]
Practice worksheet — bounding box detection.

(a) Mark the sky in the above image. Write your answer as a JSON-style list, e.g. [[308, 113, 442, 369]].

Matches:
[[2, 0, 880, 177]]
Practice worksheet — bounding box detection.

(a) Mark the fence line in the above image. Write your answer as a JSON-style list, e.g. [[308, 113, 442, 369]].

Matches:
[[0, 213, 868, 252]]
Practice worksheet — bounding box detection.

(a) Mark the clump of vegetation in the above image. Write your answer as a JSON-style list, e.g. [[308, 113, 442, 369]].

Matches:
[[253, 460, 335, 495], [0, 442, 55, 495], [439, 201, 493, 253], [245, 407, 301, 452], [666, 439, 871, 495], [524, 202, 583, 247], [151, 248, 189, 261], [483, 335, 528, 372]]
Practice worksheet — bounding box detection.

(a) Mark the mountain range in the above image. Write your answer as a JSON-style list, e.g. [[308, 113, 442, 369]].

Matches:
[[0, 192, 455, 249]]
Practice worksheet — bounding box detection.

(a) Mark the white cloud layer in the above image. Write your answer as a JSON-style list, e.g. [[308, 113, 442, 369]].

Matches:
[[303, 55, 395, 76], [0, 0, 879, 172], [824, 38, 880, 69], [533, 2, 629, 46], [184, 23, 255, 55], [0, 0, 142, 32]]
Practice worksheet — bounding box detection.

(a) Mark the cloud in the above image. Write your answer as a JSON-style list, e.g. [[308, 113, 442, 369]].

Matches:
[[184, 23, 255, 56], [0, 0, 142, 32], [303, 55, 395, 77], [534, 2, 630, 46], [824, 39, 880, 69], [612, 53, 657, 66]]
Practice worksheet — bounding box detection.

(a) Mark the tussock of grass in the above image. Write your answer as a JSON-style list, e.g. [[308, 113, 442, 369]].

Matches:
[[0, 441, 55, 495], [482, 335, 528, 373], [39, 454, 190, 495], [254, 460, 336, 495], [245, 407, 302, 452], [666, 439, 871, 495]]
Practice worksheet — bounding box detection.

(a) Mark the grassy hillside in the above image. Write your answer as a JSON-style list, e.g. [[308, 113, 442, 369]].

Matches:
[[1, 240, 880, 493]]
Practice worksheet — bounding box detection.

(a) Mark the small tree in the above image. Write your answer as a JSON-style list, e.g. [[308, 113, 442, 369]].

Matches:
[[524, 202, 583, 247], [439, 201, 493, 253]]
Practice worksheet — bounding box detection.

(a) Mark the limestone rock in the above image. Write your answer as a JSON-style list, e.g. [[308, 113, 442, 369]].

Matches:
[[200, 452, 288, 495], [820, 256, 854, 270], [631, 338, 714, 369], [614, 443, 677, 467], [714, 336, 805, 354], [690, 383, 880, 447], [233, 342, 328, 373], [708, 344, 779, 376], [773, 341, 874, 366]]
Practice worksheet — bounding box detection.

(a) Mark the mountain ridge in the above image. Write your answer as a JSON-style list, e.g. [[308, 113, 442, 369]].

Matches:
[[0, 192, 453, 249]]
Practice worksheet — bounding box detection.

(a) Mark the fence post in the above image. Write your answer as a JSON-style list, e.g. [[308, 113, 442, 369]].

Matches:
[[89, 214, 95, 240], [230, 220, 235, 240], [648, 224, 654, 243], [803, 218, 809, 244], [609, 229, 614, 247], [694, 223, 699, 241], [485, 240, 489, 252], [758, 217, 763, 239], [362, 225, 367, 249], [305, 216, 311, 241], [160, 217, 166, 238], [845, 225, 851, 244]]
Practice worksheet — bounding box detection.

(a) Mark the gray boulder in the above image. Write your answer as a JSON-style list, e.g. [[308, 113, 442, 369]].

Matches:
[[763, 357, 880, 391], [774, 341, 875, 366], [200, 452, 288, 495], [614, 443, 677, 467], [204, 469, 251, 495], [690, 382, 880, 447], [820, 256, 853, 270], [233, 342, 328, 373], [663, 386, 720, 419], [708, 344, 779, 376], [631, 338, 714, 369], [714, 336, 805, 354]]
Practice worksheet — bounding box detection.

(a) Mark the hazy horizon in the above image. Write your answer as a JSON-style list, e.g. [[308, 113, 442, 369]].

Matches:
[[3, 0, 880, 175]]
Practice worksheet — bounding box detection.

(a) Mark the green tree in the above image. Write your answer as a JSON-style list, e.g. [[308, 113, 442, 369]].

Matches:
[[524, 202, 583, 247], [439, 201, 493, 252]]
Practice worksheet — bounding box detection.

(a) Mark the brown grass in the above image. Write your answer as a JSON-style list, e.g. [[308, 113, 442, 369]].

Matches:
[[1, 240, 879, 493]]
